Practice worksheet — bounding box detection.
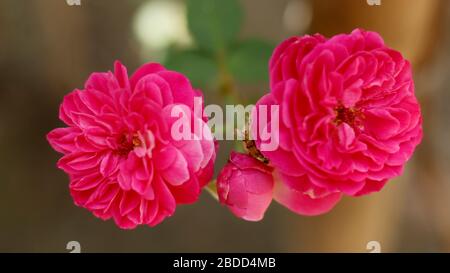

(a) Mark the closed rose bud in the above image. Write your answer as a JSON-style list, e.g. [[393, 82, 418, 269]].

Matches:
[[217, 151, 274, 221]]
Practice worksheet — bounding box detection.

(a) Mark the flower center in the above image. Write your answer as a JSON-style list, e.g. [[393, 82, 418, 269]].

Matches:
[[334, 104, 364, 129], [116, 134, 142, 156]]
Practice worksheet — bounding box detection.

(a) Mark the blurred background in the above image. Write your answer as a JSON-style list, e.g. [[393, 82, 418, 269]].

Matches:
[[0, 0, 449, 252]]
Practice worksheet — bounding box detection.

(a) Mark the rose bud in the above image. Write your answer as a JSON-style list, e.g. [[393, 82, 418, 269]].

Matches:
[[217, 151, 274, 221]]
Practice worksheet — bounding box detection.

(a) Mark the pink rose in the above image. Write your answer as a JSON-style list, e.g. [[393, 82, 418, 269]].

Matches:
[[252, 29, 423, 215], [47, 61, 216, 229], [217, 152, 274, 221]]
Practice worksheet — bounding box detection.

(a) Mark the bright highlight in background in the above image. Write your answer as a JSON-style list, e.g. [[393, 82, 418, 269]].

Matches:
[[133, 0, 192, 53]]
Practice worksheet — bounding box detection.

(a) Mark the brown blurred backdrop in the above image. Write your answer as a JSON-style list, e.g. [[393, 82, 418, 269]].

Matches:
[[0, 0, 449, 252]]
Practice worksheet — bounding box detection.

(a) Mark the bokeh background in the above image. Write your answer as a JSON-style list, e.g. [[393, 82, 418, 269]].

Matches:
[[1, 0, 449, 252]]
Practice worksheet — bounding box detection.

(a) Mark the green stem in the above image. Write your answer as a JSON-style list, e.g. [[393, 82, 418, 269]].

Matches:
[[216, 50, 242, 104], [205, 180, 218, 200]]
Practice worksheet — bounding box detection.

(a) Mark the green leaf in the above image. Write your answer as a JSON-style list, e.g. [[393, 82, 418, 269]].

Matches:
[[186, 0, 243, 52], [164, 50, 218, 87], [228, 39, 274, 83]]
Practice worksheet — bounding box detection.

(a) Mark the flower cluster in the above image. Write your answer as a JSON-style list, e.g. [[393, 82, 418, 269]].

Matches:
[[48, 29, 422, 227]]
